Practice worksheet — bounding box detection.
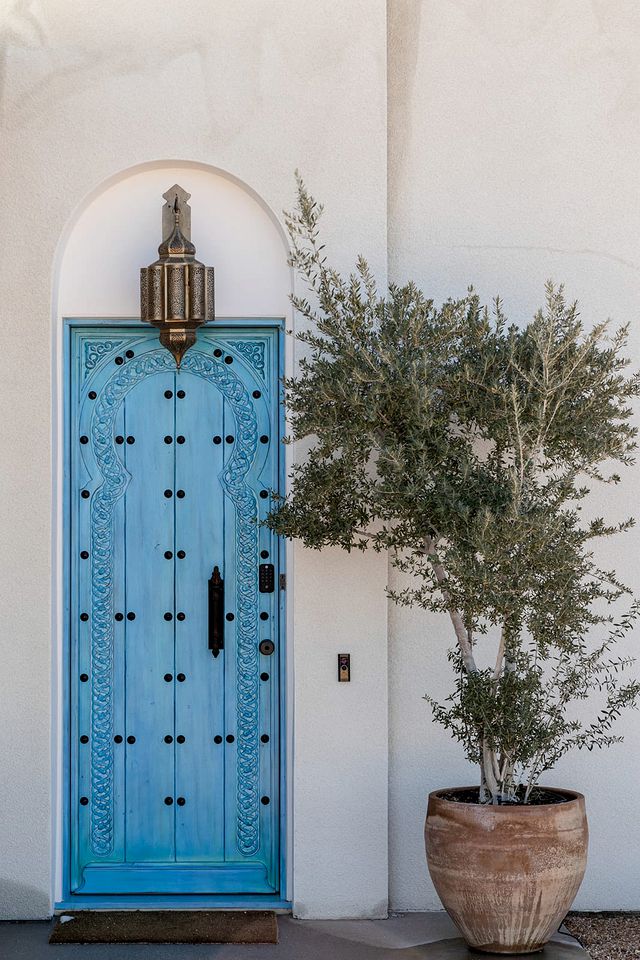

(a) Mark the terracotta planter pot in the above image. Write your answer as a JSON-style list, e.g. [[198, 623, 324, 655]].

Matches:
[[425, 786, 588, 954]]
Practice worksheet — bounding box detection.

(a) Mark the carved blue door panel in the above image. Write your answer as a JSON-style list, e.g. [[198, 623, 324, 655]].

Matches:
[[68, 325, 282, 897]]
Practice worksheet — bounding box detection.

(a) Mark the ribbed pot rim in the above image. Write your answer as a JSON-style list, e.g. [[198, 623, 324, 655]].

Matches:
[[428, 785, 585, 810]]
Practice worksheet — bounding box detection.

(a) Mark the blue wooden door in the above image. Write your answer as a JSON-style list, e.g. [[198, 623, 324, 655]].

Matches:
[[67, 324, 282, 897]]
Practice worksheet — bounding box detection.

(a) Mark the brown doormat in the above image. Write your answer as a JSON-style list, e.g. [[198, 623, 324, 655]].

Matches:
[[49, 910, 278, 944]]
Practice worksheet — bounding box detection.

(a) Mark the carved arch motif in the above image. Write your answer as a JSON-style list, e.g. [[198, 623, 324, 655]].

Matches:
[[227, 339, 265, 377], [87, 348, 260, 857]]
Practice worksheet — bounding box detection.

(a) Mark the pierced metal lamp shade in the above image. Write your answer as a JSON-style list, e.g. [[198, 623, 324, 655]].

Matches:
[[140, 191, 215, 367]]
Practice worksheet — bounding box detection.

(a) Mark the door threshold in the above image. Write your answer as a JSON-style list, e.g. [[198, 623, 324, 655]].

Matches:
[[54, 896, 292, 912]]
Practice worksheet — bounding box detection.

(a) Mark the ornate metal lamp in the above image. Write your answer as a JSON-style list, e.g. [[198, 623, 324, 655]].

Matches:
[[140, 185, 215, 367]]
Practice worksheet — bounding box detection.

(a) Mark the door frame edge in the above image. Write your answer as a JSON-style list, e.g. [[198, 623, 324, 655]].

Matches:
[[53, 316, 292, 908]]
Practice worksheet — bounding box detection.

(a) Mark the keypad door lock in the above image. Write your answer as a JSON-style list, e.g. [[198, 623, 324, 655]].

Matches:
[[259, 564, 275, 593]]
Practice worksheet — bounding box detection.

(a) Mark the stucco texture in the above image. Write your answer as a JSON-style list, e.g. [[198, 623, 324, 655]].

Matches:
[[0, 0, 639, 922], [0, 0, 388, 920], [388, 0, 640, 912]]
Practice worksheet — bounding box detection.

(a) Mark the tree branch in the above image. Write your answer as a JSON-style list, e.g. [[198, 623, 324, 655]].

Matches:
[[425, 538, 478, 675]]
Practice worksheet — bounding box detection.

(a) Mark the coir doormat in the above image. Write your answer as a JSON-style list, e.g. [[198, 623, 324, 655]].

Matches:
[[49, 910, 278, 944]]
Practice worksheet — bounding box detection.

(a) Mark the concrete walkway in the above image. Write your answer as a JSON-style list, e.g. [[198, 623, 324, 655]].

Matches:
[[0, 912, 589, 959]]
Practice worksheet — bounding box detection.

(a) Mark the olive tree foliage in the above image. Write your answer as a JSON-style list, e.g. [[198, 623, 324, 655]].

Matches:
[[267, 175, 640, 804]]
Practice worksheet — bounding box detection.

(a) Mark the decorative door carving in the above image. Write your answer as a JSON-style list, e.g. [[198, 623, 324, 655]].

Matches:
[[67, 324, 281, 896]]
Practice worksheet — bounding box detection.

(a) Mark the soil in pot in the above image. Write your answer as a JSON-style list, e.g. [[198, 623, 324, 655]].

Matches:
[[437, 787, 569, 805]]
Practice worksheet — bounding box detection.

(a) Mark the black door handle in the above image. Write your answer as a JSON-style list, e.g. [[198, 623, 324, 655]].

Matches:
[[208, 566, 224, 658]]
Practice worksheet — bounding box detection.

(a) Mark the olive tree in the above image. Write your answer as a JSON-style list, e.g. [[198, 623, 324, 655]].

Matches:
[[267, 176, 640, 804]]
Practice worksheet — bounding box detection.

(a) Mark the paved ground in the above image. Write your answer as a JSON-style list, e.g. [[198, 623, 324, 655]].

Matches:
[[0, 912, 588, 959]]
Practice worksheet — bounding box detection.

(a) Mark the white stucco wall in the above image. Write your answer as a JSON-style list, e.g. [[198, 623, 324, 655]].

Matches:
[[0, 0, 388, 919], [388, 0, 640, 911], [1, 0, 638, 923]]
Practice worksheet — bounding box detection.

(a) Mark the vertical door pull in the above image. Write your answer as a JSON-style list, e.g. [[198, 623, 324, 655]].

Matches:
[[208, 565, 224, 658]]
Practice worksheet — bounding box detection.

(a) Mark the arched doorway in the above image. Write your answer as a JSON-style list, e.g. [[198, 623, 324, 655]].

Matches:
[[54, 162, 290, 906]]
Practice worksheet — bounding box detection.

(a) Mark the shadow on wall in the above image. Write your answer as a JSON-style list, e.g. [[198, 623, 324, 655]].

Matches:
[[0, 878, 50, 921]]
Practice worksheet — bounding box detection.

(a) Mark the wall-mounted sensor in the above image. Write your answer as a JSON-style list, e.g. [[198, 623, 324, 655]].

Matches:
[[338, 653, 351, 682]]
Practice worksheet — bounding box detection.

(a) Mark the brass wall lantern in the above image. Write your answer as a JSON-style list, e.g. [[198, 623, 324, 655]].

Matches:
[[140, 185, 215, 366]]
